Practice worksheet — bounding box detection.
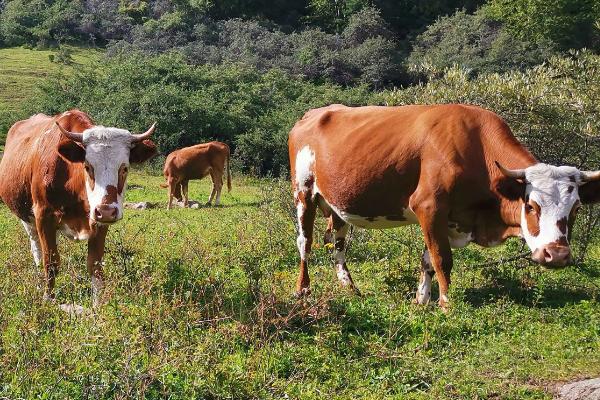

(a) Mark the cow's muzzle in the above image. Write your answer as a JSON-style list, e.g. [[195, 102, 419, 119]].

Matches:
[[93, 204, 120, 223], [531, 244, 572, 268]]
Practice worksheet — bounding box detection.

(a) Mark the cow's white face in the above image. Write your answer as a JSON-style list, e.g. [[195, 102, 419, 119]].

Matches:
[[519, 164, 582, 267], [57, 121, 157, 224], [82, 127, 135, 223]]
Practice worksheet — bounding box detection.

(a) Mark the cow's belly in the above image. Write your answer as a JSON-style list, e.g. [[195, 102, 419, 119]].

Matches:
[[337, 208, 418, 229], [319, 194, 419, 229]]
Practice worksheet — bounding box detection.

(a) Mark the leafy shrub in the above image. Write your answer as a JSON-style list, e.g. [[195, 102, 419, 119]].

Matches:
[[386, 50, 600, 169], [30, 53, 376, 175], [408, 9, 557, 76], [485, 0, 600, 51], [109, 8, 404, 87]]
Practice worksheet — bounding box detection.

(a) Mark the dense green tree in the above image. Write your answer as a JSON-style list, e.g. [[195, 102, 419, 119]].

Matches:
[[408, 9, 556, 75], [485, 0, 600, 50]]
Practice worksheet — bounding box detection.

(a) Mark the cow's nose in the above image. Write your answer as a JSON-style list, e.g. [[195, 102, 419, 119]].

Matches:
[[532, 244, 571, 267], [94, 205, 119, 223]]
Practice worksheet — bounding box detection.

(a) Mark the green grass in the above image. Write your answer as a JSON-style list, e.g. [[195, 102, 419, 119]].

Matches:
[[0, 46, 101, 148], [1, 170, 599, 399]]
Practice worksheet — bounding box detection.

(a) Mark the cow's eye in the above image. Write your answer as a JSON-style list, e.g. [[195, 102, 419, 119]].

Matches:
[[525, 203, 534, 213]]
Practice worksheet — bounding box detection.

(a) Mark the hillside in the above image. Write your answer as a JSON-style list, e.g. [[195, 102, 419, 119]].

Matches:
[[0, 46, 101, 148]]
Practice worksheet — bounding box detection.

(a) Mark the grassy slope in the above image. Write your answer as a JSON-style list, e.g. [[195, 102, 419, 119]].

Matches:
[[0, 170, 599, 399], [0, 46, 101, 148]]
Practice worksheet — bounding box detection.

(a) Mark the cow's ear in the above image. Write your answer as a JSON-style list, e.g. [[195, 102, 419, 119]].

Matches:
[[496, 176, 526, 201], [57, 137, 86, 163], [578, 180, 600, 204], [130, 140, 158, 163]]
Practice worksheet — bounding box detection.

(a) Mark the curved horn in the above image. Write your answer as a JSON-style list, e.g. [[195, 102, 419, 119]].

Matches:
[[131, 122, 156, 143], [496, 161, 526, 179], [580, 170, 600, 182], [55, 121, 83, 143]]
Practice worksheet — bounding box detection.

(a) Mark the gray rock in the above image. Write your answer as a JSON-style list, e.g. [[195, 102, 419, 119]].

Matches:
[[558, 378, 600, 400], [124, 201, 153, 210]]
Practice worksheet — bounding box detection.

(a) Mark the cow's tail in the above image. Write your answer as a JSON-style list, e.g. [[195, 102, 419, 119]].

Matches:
[[226, 146, 232, 192]]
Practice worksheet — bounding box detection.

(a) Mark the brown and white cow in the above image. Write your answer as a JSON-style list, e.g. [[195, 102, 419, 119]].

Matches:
[[288, 104, 600, 309], [161, 141, 232, 209], [0, 110, 157, 307]]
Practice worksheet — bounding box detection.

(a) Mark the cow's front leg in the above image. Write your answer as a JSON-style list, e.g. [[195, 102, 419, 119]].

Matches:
[[21, 220, 42, 267], [331, 216, 360, 295], [88, 225, 108, 308], [323, 216, 334, 245], [34, 208, 59, 302], [415, 249, 434, 305], [295, 190, 317, 296], [413, 200, 453, 310]]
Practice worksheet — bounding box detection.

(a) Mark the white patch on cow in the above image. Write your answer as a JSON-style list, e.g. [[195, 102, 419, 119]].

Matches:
[[520, 163, 580, 253], [21, 220, 42, 266], [323, 200, 418, 229], [416, 250, 432, 305], [82, 126, 135, 222], [336, 264, 352, 286], [440, 294, 449, 304], [448, 223, 473, 248], [295, 146, 315, 192], [58, 223, 90, 241], [296, 201, 307, 260]]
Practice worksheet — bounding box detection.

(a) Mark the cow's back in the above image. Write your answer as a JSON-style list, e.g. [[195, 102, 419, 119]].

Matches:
[[288, 104, 535, 217], [0, 114, 54, 220], [165, 141, 229, 180]]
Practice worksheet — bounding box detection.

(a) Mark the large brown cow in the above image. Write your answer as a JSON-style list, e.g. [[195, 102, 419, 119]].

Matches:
[[161, 141, 232, 209], [288, 104, 600, 309], [0, 110, 157, 307]]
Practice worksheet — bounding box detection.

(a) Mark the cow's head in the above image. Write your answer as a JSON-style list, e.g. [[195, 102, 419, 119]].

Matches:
[[497, 162, 600, 267], [56, 121, 157, 224]]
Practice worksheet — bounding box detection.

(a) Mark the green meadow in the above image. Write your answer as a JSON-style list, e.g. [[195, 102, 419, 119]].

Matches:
[[0, 169, 599, 399], [0, 46, 101, 148]]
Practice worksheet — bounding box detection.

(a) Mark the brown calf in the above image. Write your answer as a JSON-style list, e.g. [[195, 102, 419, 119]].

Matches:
[[161, 141, 232, 209]]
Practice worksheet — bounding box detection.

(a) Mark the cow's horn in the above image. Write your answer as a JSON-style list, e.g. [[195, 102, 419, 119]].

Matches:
[[55, 121, 83, 143], [496, 161, 526, 179], [580, 170, 600, 182], [131, 122, 156, 143]]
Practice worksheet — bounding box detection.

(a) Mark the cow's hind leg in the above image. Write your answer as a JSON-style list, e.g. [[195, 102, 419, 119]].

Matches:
[[181, 180, 189, 208], [211, 169, 224, 206], [295, 190, 317, 296], [21, 220, 42, 267], [331, 215, 360, 295], [415, 249, 434, 305]]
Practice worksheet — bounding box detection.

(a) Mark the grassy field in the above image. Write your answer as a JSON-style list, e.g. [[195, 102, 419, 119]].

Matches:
[[0, 169, 599, 399], [0, 46, 101, 148]]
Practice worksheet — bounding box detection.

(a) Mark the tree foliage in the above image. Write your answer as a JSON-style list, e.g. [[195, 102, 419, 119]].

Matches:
[[485, 0, 600, 51], [408, 9, 557, 76]]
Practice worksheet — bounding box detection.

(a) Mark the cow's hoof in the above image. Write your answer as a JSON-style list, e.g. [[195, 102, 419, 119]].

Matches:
[[323, 232, 334, 246], [204, 202, 212, 207], [414, 292, 431, 305], [351, 286, 362, 297], [439, 295, 450, 312], [59, 303, 88, 316], [295, 287, 311, 298]]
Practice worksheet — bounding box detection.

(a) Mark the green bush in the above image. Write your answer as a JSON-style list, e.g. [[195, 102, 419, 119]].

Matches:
[[408, 9, 557, 76], [31, 53, 377, 174], [387, 50, 600, 169]]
